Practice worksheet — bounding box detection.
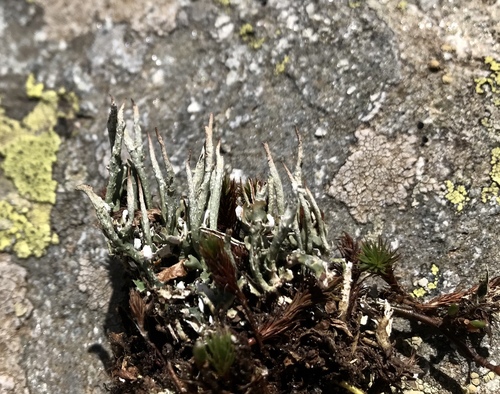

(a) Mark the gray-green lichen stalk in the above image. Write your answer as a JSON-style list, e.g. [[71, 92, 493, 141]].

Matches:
[[77, 100, 330, 295]]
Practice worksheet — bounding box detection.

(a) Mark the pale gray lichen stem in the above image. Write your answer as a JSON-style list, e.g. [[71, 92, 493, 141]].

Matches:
[[107, 97, 118, 148], [267, 203, 297, 276], [123, 100, 152, 208], [148, 132, 168, 225], [105, 101, 125, 208], [286, 251, 326, 278], [292, 127, 303, 182], [76, 184, 143, 267], [263, 142, 285, 216], [186, 115, 217, 248], [247, 230, 276, 293], [338, 261, 353, 322], [137, 177, 152, 247], [155, 127, 176, 232], [118, 167, 136, 237], [283, 163, 314, 253], [305, 187, 330, 253], [195, 115, 215, 219], [208, 140, 224, 230]]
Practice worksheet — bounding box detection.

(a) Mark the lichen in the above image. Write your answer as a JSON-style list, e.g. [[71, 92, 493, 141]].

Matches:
[[2, 131, 60, 203], [412, 264, 441, 297], [25, 73, 44, 98], [0, 200, 58, 258], [475, 57, 500, 131], [396, 1, 408, 11], [274, 55, 290, 75], [239, 23, 265, 50], [239, 23, 254, 38], [481, 147, 500, 204], [475, 56, 500, 95], [81, 103, 500, 391], [328, 127, 417, 223], [444, 180, 469, 212], [0, 73, 78, 258]]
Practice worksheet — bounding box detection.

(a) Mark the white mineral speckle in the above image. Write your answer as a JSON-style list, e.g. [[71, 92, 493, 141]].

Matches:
[[215, 14, 230, 28], [266, 214, 275, 227], [215, 14, 234, 41], [315, 127, 327, 137], [151, 69, 165, 86], [142, 245, 153, 260], [218, 23, 234, 40], [235, 205, 243, 220], [187, 99, 201, 113], [230, 168, 245, 182]]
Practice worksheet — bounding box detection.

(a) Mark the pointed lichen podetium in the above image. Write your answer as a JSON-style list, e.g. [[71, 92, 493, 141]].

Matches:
[[78, 101, 331, 292]]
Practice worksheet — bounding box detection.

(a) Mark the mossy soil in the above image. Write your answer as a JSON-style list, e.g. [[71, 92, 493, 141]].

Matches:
[[105, 266, 416, 394]]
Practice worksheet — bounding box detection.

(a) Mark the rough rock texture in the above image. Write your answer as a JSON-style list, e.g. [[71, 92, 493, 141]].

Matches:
[[0, 255, 31, 394], [329, 127, 418, 223], [32, 0, 179, 40], [1, 0, 500, 393]]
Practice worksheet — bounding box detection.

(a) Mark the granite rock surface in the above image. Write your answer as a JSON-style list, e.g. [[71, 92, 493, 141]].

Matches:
[[1, 0, 500, 393]]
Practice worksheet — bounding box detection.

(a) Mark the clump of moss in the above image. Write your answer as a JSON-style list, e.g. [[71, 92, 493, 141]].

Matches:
[[80, 102, 500, 393], [194, 330, 235, 378]]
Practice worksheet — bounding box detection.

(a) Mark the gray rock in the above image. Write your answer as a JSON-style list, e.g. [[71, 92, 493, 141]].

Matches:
[[1, 0, 500, 392]]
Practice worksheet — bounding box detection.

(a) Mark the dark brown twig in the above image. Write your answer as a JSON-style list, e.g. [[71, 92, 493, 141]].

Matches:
[[392, 306, 500, 375]]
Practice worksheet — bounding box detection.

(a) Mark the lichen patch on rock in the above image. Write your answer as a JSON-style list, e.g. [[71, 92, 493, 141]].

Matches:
[[328, 127, 418, 223]]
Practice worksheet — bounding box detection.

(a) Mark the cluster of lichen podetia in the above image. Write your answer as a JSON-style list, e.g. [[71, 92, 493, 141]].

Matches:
[[79, 102, 500, 393]]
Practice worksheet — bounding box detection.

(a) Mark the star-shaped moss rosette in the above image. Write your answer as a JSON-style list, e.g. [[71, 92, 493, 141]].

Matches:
[[79, 101, 500, 393]]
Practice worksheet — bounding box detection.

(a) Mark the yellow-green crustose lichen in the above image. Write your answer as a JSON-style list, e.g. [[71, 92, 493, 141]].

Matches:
[[481, 147, 500, 204], [275, 55, 290, 75], [412, 263, 440, 298], [475, 56, 500, 96], [444, 180, 469, 213], [239, 23, 265, 50], [475, 57, 500, 131], [396, 1, 408, 11], [0, 74, 79, 258]]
